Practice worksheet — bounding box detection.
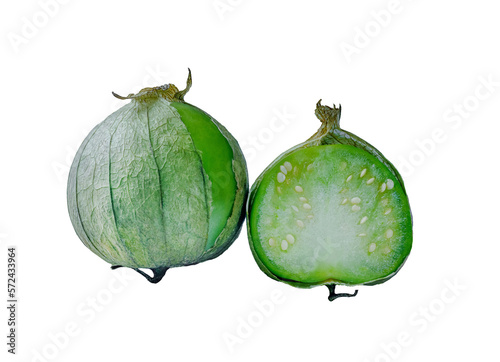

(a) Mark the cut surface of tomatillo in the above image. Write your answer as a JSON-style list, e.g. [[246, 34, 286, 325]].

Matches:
[[250, 145, 411, 291], [248, 101, 412, 300]]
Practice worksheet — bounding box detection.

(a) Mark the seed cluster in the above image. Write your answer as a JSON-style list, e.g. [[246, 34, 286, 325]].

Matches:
[[269, 158, 398, 256], [268, 161, 316, 252], [276, 161, 293, 184], [341, 165, 397, 254]]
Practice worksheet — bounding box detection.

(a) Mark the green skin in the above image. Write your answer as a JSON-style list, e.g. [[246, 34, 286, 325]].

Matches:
[[247, 101, 412, 300], [67, 70, 248, 283]]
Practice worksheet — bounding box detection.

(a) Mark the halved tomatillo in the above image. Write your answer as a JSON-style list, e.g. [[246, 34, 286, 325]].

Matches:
[[247, 101, 412, 301]]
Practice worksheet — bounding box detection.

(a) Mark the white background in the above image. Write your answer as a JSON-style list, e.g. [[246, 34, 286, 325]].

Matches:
[[1, 0, 499, 361]]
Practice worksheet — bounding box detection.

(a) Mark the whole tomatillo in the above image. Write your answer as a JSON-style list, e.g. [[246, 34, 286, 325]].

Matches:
[[67, 70, 248, 283]]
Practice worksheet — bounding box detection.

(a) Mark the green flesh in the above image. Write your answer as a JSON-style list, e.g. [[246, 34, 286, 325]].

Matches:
[[171, 102, 237, 249], [249, 144, 412, 286]]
